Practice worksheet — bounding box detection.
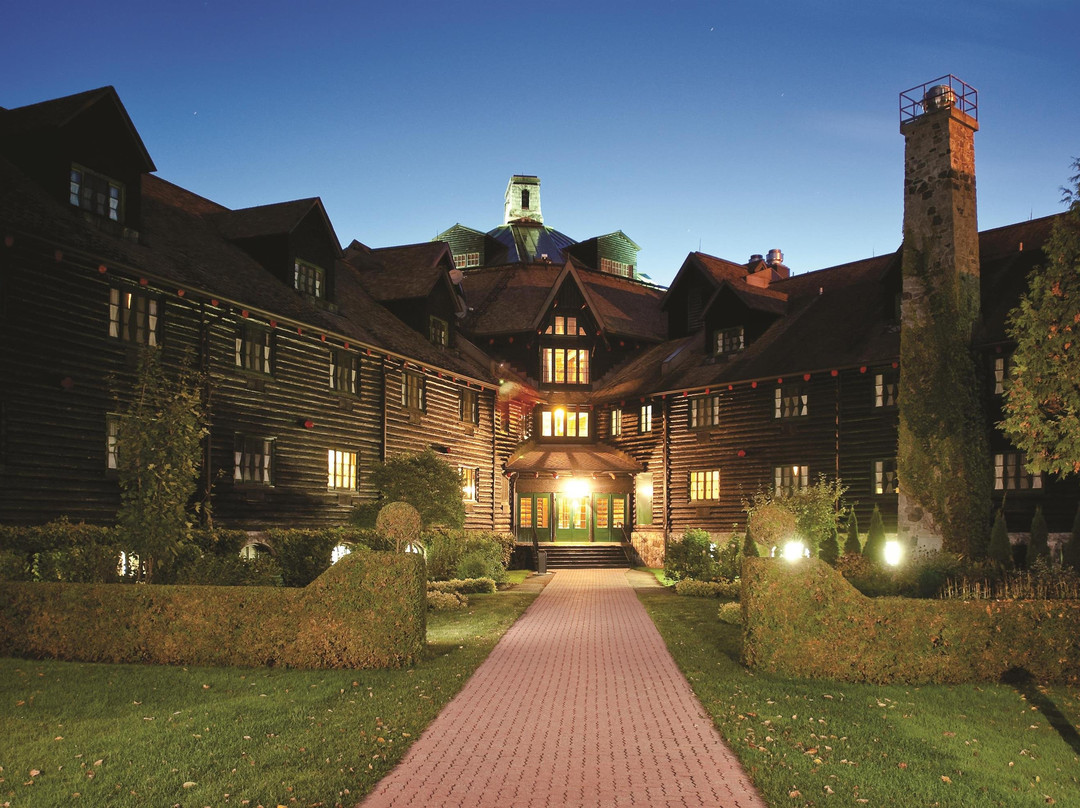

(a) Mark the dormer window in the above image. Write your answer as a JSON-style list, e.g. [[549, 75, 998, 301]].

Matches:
[[70, 164, 123, 222], [293, 259, 325, 298], [600, 257, 632, 277], [544, 315, 586, 336], [539, 407, 589, 438], [454, 252, 480, 269], [715, 326, 745, 355], [542, 347, 589, 384], [429, 315, 449, 346]]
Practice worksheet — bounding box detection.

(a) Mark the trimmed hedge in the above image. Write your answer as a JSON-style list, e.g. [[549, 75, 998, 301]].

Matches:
[[427, 590, 468, 611], [0, 551, 425, 669], [675, 579, 740, 600], [742, 557, 1080, 685], [427, 577, 497, 595]]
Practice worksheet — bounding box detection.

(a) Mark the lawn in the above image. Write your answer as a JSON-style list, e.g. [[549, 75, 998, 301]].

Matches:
[[638, 588, 1080, 807], [0, 588, 537, 808]]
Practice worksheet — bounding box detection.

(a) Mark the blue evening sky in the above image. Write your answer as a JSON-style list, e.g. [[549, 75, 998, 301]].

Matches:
[[4, 0, 1077, 286]]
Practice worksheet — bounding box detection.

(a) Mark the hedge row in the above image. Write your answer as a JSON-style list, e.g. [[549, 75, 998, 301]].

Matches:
[[0, 551, 425, 669], [427, 577, 497, 595], [674, 579, 740, 600], [741, 557, 1080, 685]]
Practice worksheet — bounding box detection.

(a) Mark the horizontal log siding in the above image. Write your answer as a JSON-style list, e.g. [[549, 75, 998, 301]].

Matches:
[[606, 401, 666, 531], [382, 362, 496, 531]]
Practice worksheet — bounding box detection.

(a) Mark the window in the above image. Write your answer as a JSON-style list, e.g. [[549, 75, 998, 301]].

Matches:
[[429, 316, 449, 346], [454, 252, 480, 268], [689, 470, 720, 501], [234, 435, 273, 484], [544, 315, 586, 336], [636, 472, 654, 526], [328, 449, 358, 491], [993, 355, 1011, 395], [330, 349, 358, 395], [875, 371, 899, 408], [109, 287, 159, 345], [874, 459, 898, 495], [519, 495, 549, 529], [521, 189, 530, 209], [600, 257, 632, 277], [689, 394, 720, 429], [293, 259, 325, 298], [540, 407, 589, 438], [610, 407, 622, 437], [105, 413, 122, 470], [460, 467, 478, 502], [994, 452, 1043, 491], [639, 403, 653, 433], [774, 464, 809, 496], [70, 164, 123, 222], [459, 388, 479, 424], [541, 347, 590, 384], [402, 372, 426, 411], [236, 324, 272, 374], [714, 326, 745, 355], [775, 384, 808, 418]]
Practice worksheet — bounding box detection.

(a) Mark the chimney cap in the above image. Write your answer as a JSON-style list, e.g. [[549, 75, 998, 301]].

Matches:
[[900, 74, 977, 124]]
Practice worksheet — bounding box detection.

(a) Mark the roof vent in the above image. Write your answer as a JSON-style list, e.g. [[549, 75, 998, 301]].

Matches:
[[923, 84, 955, 111], [766, 249, 784, 266], [749, 254, 764, 263]]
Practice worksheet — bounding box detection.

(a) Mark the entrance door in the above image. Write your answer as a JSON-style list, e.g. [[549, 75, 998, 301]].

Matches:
[[517, 493, 552, 541], [554, 493, 590, 542], [592, 493, 627, 542]]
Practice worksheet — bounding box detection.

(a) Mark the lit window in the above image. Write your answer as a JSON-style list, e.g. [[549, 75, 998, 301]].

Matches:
[[109, 287, 159, 345], [994, 452, 1042, 491], [993, 355, 1011, 395], [236, 324, 272, 374], [240, 543, 271, 561], [402, 372, 426, 411], [636, 472, 654, 526], [70, 164, 123, 222], [689, 470, 720, 501], [453, 252, 480, 269], [539, 407, 589, 438], [542, 347, 589, 384], [460, 467, 478, 502], [874, 459, 898, 495], [330, 349, 358, 395], [610, 407, 622, 437], [235, 435, 274, 484], [714, 327, 744, 355], [689, 394, 720, 429], [519, 496, 532, 527], [775, 384, 808, 418], [774, 464, 809, 496], [293, 259, 325, 298], [459, 388, 479, 424], [429, 316, 449, 346], [640, 403, 653, 432], [544, 315, 585, 336], [875, 371, 899, 408], [328, 448, 358, 491]]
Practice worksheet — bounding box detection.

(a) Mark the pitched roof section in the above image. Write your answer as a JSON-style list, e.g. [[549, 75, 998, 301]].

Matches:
[[505, 441, 643, 474], [487, 222, 577, 264], [0, 86, 155, 172], [343, 240, 456, 302], [213, 198, 342, 250]]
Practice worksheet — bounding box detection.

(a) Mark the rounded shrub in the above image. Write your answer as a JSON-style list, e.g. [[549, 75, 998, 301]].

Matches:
[[427, 590, 468, 611], [664, 529, 720, 582], [717, 601, 742, 625]]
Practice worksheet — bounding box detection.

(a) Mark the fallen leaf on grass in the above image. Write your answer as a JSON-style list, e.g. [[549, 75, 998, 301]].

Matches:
[[941, 775, 952, 783]]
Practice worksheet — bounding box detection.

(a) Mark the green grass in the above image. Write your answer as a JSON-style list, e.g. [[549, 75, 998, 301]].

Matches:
[[638, 588, 1080, 807], [0, 589, 537, 808], [502, 568, 531, 586], [636, 566, 675, 586]]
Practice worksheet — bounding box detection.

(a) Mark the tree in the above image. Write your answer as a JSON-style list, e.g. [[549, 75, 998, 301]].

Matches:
[[988, 509, 1013, 569], [115, 348, 207, 583], [742, 523, 760, 558], [368, 448, 466, 529], [843, 511, 862, 556], [1002, 159, 1080, 480], [862, 506, 887, 564], [819, 525, 840, 566], [1027, 505, 1050, 566]]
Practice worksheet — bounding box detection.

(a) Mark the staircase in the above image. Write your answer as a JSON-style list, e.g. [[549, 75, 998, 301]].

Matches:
[[541, 544, 631, 570]]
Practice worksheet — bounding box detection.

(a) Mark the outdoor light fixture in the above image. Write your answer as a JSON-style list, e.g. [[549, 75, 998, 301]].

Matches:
[[781, 540, 808, 561], [565, 478, 590, 498], [884, 539, 904, 566]]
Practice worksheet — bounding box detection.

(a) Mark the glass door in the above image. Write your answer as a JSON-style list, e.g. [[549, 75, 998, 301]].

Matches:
[[517, 493, 552, 541], [592, 493, 627, 542], [554, 493, 590, 541]]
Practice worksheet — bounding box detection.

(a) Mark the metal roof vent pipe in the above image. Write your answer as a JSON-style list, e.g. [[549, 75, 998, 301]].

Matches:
[[749, 254, 764, 263], [766, 249, 784, 266], [923, 84, 955, 111]]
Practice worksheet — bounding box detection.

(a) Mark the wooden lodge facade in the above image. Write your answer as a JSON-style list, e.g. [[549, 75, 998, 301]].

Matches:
[[1, 85, 1076, 565]]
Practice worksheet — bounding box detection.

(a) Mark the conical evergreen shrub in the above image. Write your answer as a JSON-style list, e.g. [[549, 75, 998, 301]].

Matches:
[[861, 506, 887, 563], [1064, 502, 1080, 571], [1027, 505, 1050, 566], [742, 523, 760, 558], [819, 525, 840, 566], [843, 511, 861, 556], [988, 509, 1012, 568]]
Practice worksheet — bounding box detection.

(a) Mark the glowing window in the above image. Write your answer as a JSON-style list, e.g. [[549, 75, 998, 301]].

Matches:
[[689, 470, 720, 501], [328, 449, 358, 491], [689, 394, 720, 428]]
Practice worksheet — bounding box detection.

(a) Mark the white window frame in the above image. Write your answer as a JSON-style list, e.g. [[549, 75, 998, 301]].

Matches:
[[234, 435, 274, 485], [775, 385, 808, 418], [640, 404, 653, 433], [328, 448, 358, 491], [689, 470, 720, 501], [109, 287, 159, 346], [774, 464, 809, 496], [610, 407, 622, 437], [689, 394, 720, 429], [293, 259, 325, 298], [994, 452, 1043, 491]]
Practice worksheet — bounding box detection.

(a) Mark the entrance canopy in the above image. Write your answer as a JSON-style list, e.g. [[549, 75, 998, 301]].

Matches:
[[505, 441, 642, 475]]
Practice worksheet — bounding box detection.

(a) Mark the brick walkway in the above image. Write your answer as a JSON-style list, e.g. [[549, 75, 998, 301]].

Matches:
[[359, 569, 766, 808]]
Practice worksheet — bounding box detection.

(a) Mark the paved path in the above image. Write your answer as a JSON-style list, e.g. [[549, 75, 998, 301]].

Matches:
[[359, 569, 766, 808]]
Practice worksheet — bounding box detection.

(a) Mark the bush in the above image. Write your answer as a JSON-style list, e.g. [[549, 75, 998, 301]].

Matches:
[[173, 554, 284, 587], [988, 509, 1013, 568], [746, 476, 847, 558], [0, 520, 124, 583], [717, 601, 742, 625], [427, 577, 497, 595], [742, 526, 760, 558], [268, 527, 378, 587], [861, 505, 887, 563], [675, 579, 740, 600], [664, 529, 720, 582], [427, 590, 468, 611], [424, 529, 512, 582], [843, 512, 862, 556], [1028, 506, 1050, 566], [819, 526, 840, 566], [745, 504, 796, 554], [456, 550, 506, 583], [838, 549, 964, 599]]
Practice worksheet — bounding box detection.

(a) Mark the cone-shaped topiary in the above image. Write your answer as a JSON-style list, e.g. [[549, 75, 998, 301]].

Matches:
[[819, 525, 840, 566], [1064, 502, 1080, 571], [742, 523, 760, 558], [1027, 505, 1050, 567], [843, 511, 861, 556], [862, 506, 887, 563], [988, 509, 1013, 569]]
